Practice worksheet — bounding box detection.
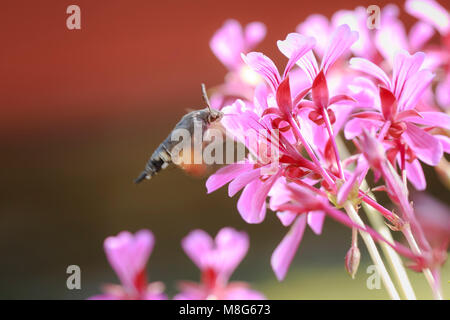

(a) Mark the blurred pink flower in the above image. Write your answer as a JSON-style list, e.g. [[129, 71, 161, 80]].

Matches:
[[211, 19, 266, 71], [90, 230, 166, 300], [406, 0, 450, 111], [175, 227, 265, 300], [412, 193, 450, 254], [209, 20, 267, 109]]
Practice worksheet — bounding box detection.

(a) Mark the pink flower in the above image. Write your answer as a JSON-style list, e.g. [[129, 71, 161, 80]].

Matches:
[[241, 33, 315, 94], [206, 97, 318, 224], [209, 20, 267, 109], [346, 50, 450, 189], [175, 227, 265, 300], [278, 25, 357, 177], [279, 24, 358, 84], [211, 19, 266, 71], [277, 25, 357, 129], [90, 230, 166, 300]]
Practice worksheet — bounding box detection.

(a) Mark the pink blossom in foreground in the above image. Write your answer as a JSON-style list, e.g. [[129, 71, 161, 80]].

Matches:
[[206, 94, 319, 224], [90, 230, 166, 300], [175, 227, 265, 300]]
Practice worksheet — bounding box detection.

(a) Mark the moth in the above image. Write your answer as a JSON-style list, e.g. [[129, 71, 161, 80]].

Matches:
[[134, 84, 224, 183]]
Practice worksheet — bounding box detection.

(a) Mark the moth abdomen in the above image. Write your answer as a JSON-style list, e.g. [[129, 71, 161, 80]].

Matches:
[[134, 144, 172, 183]]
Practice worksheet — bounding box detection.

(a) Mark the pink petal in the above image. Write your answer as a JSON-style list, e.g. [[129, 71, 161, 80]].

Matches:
[[296, 51, 320, 83], [398, 69, 434, 112], [269, 178, 293, 209], [400, 111, 450, 130], [104, 230, 154, 292], [237, 171, 280, 224], [436, 135, 450, 153], [312, 70, 329, 109], [413, 193, 450, 248], [253, 83, 270, 115], [181, 230, 214, 270], [347, 77, 381, 111], [375, 17, 409, 63], [405, 0, 450, 35], [210, 20, 244, 70], [307, 210, 326, 235], [289, 68, 312, 101], [436, 74, 450, 108], [276, 211, 298, 227], [392, 51, 425, 99], [228, 167, 261, 197], [403, 123, 443, 166], [337, 168, 361, 206], [212, 227, 249, 279], [396, 109, 423, 121], [332, 7, 376, 59], [244, 22, 266, 49], [379, 86, 397, 121], [409, 22, 435, 52], [276, 77, 293, 116], [404, 158, 426, 190], [271, 215, 307, 281], [330, 103, 355, 135], [344, 118, 382, 140], [349, 58, 390, 88], [328, 94, 356, 106], [241, 52, 281, 92], [277, 33, 316, 78], [296, 14, 330, 56], [206, 162, 253, 194], [173, 285, 206, 300], [321, 24, 358, 74], [352, 111, 384, 121]]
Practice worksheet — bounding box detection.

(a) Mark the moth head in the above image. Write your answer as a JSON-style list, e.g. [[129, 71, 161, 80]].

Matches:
[[207, 108, 223, 123], [201, 83, 223, 123]]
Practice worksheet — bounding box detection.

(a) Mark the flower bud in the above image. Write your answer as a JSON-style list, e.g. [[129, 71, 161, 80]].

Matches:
[[345, 246, 361, 279]]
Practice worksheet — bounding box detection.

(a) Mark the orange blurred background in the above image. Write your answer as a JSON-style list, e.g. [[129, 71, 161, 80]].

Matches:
[[1, 0, 424, 137]]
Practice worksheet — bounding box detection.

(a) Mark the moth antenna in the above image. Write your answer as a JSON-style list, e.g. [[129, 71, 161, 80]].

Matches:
[[201, 83, 212, 113]]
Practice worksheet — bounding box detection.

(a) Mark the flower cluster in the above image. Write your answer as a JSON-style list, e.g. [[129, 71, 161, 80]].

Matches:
[[91, 228, 264, 300], [205, 0, 449, 299], [92, 0, 449, 300]]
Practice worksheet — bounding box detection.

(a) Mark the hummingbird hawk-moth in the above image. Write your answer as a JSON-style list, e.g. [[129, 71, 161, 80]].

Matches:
[[134, 84, 224, 183]]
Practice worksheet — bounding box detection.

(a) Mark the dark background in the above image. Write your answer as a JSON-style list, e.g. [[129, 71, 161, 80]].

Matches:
[[0, 0, 448, 299]]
